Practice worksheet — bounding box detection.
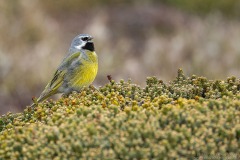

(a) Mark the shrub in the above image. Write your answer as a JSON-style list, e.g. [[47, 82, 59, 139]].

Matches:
[[0, 69, 239, 159]]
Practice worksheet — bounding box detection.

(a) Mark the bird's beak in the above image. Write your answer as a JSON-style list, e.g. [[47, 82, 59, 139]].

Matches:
[[88, 37, 93, 42]]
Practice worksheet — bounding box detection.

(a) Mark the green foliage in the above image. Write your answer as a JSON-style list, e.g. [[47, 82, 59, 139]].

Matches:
[[0, 70, 240, 159]]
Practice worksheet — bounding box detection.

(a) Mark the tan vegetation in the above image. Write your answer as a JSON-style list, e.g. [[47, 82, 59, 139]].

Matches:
[[0, 1, 240, 115]]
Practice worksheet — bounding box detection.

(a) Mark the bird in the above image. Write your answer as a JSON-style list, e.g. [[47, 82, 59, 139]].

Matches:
[[31, 34, 98, 107]]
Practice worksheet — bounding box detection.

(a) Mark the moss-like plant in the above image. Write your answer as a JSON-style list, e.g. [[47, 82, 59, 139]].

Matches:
[[0, 69, 239, 159]]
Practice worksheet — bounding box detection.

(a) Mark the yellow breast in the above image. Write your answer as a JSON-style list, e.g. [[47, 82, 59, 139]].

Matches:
[[70, 51, 98, 88]]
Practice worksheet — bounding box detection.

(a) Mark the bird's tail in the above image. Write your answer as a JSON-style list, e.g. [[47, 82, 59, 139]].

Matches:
[[30, 88, 58, 108]]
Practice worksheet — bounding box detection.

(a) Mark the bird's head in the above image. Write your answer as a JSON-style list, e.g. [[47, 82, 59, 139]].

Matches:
[[70, 34, 94, 52]]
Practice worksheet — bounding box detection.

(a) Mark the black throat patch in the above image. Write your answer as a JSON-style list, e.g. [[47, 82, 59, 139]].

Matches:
[[83, 42, 95, 52]]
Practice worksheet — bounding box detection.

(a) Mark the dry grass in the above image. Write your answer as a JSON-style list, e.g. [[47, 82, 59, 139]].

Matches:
[[0, 1, 240, 114]]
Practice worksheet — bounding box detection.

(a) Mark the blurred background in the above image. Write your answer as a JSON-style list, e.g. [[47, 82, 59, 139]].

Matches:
[[0, 0, 240, 114]]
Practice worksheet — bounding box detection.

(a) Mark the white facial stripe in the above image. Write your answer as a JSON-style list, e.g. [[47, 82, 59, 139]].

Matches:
[[74, 42, 85, 49]]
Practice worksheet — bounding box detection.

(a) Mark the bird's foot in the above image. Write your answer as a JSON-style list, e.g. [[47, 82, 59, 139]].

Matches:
[[61, 93, 70, 98]]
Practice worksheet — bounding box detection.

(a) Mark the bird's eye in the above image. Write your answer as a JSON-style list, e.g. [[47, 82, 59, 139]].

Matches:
[[81, 37, 88, 41]]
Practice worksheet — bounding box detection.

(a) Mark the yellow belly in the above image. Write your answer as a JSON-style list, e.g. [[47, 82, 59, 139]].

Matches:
[[70, 60, 98, 88]]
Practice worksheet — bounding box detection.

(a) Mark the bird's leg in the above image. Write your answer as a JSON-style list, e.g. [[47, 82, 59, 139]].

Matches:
[[61, 93, 70, 98]]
